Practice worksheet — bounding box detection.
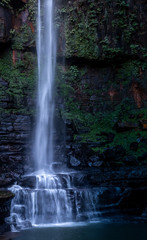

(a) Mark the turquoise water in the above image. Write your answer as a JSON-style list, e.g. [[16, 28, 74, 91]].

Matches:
[[13, 223, 147, 240]]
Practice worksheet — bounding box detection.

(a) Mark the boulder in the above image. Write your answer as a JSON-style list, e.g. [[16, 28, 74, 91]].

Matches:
[[92, 161, 103, 167], [70, 156, 81, 167]]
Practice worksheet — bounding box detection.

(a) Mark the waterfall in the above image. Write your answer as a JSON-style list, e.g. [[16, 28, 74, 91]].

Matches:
[[34, 0, 56, 171], [8, 175, 101, 229], [7, 0, 100, 230]]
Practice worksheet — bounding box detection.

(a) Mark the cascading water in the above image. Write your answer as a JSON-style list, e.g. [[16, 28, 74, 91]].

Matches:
[[34, 0, 56, 171], [9, 174, 101, 230], [8, 0, 101, 230]]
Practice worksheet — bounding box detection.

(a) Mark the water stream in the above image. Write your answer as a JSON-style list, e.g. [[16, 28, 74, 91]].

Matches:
[[8, 0, 100, 231], [9, 173, 101, 230], [34, 0, 56, 171]]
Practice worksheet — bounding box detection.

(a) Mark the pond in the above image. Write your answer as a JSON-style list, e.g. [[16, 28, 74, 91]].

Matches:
[[11, 222, 147, 240]]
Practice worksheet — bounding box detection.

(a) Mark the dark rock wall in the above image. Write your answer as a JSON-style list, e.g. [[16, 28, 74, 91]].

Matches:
[[0, 114, 32, 187], [56, 0, 146, 60], [0, 1, 36, 185], [0, 6, 12, 42], [55, 0, 147, 168], [0, 0, 146, 179]]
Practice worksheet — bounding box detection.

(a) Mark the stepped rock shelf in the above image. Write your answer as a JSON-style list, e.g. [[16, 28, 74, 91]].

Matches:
[[3, 166, 147, 231]]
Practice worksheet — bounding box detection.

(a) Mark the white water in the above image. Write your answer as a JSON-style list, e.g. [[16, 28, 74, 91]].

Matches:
[[8, 0, 101, 230], [8, 175, 101, 230], [34, 0, 56, 171]]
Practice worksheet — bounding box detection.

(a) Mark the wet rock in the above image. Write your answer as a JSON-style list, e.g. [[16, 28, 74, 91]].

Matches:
[[70, 156, 81, 167], [115, 121, 138, 132], [0, 113, 32, 183], [0, 175, 14, 188], [0, 190, 14, 224], [18, 176, 36, 188], [92, 161, 103, 167], [0, 223, 11, 236], [117, 187, 147, 218], [0, 6, 12, 42], [124, 156, 138, 166], [89, 155, 100, 162], [102, 145, 126, 163], [88, 155, 103, 167], [88, 162, 93, 167]]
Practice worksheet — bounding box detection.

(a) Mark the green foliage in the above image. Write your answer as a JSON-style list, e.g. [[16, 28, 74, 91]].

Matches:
[[77, 104, 147, 156], [56, 1, 99, 59], [56, 61, 147, 159], [116, 0, 129, 8], [56, 0, 144, 59], [0, 0, 12, 9], [11, 24, 35, 50], [0, 51, 36, 113], [115, 60, 140, 86], [26, 0, 37, 25], [112, 5, 138, 43], [0, 0, 37, 20], [100, 37, 122, 59]]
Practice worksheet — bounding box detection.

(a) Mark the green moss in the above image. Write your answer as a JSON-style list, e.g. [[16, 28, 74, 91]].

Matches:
[[56, 0, 145, 60], [77, 106, 147, 156], [0, 51, 36, 114], [56, 1, 99, 59], [100, 37, 122, 59], [56, 61, 147, 158]]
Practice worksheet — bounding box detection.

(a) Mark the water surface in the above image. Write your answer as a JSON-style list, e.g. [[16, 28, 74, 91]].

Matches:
[[13, 223, 147, 240]]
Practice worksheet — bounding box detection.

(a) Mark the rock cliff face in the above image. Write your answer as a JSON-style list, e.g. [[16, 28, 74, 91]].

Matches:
[[0, 6, 12, 42], [55, 0, 147, 168], [0, 0, 36, 186], [0, 0, 146, 225], [56, 0, 146, 59]]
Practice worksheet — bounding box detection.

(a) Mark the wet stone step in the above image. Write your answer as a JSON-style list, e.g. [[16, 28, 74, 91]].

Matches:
[[0, 190, 14, 224], [18, 174, 73, 189]]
